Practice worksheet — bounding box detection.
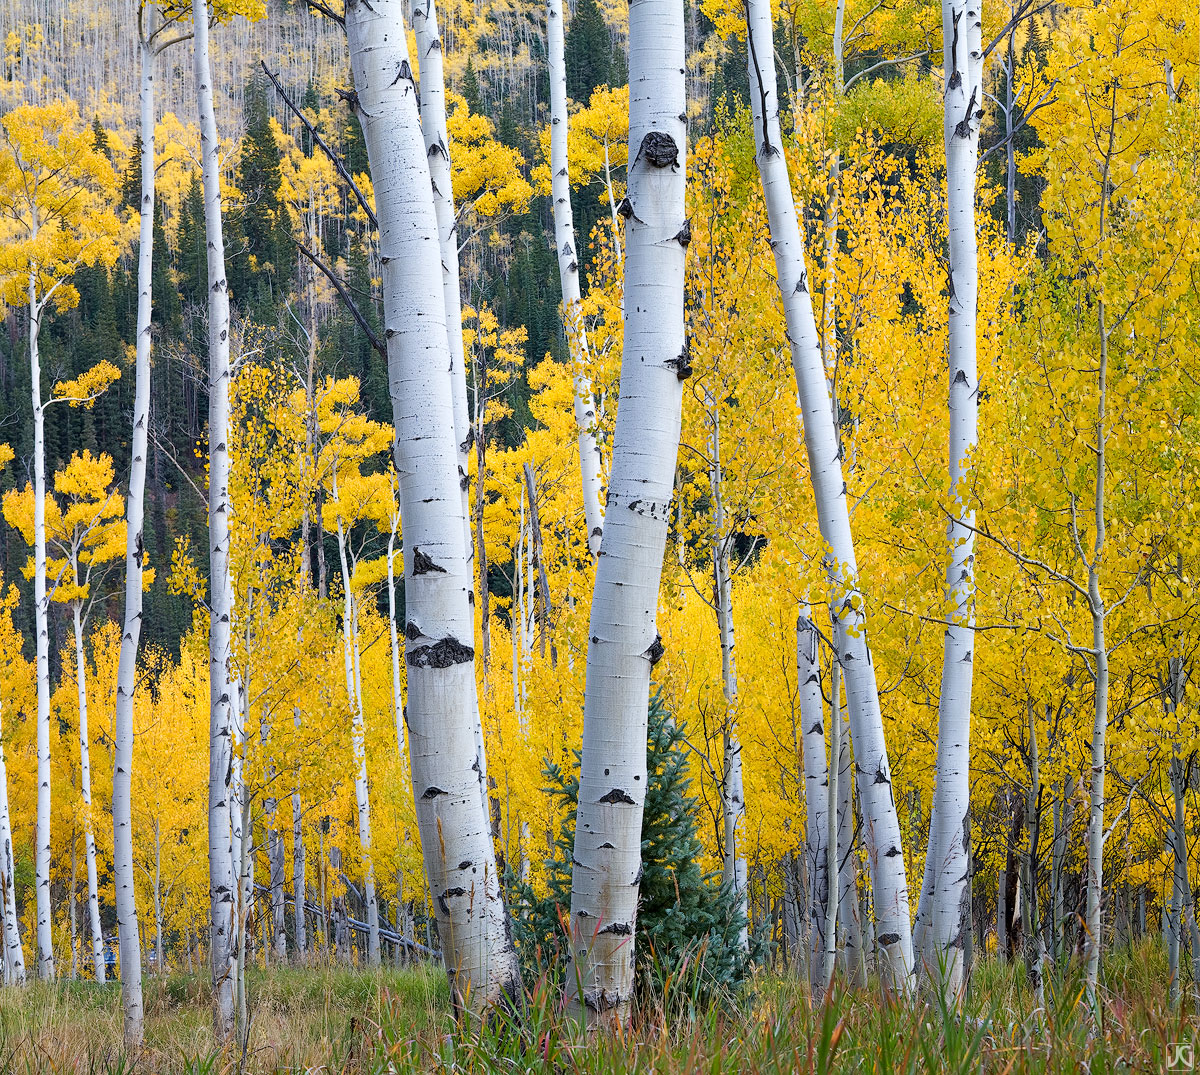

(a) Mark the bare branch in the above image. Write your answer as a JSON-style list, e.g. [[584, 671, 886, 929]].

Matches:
[[296, 242, 386, 357]]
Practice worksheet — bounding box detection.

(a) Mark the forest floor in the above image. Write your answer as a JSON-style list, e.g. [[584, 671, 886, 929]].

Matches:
[[0, 941, 1195, 1073]]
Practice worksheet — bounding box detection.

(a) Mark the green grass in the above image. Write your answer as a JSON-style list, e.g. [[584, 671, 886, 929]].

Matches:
[[0, 942, 1194, 1073]]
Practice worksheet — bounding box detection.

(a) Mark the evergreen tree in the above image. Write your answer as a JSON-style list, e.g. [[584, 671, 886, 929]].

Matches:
[[509, 696, 759, 1007], [565, 0, 614, 101]]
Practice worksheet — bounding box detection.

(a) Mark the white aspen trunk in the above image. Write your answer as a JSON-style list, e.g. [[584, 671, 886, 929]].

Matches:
[[1169, 824, 1182, 1008], [266, 789, 287, 961], [344, 0, 520, 1009], [72, 602, 105, 983], [112, 26, 152, 1044], [917, 0, 982, 1002], [821, 657, 840, 994], [0, 694, 25, 984], [1025, 705, 1044, 1007], [387, 495, 405, 757], [69, 837, 78, 979], [835, 684, 865, 986], [547, 0, 606, 557], [744, 0, 914, 989], [291, 791, 305, 959], [566, 0, 687, 1025], [709, 400, 748, 952], [797, 608, 829, 996], [333, 485, 380, 967], [194, 0, 236, 1039], [412, 0, 471, 516], [29, 274, 54, 982]]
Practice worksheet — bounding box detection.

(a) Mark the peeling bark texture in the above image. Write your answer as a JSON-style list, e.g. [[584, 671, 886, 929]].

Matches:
[[744, 0, 913, 990], [547, 0, 606, 558], [0, 693, 25, 984], [345, 0, 520, 1013], [192, 0, 237, 1040], [566, 0, 687, 1027], [797, 609, 828, 994], [915, 0, 982, 1005]]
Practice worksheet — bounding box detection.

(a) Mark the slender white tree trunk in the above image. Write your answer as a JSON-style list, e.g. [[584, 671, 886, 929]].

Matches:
[[0, 694, 25, 984], [547, 0, 606, 556], [192, 0, 237, 1039], [412, 0, 471, 513], [344, 0, 520, 1010], [708, 402, 747, 951], [915, 0, 982, 1002], [744, 0, 913, 989], [112, 29, 153, 1045], [291, 790, 306, 959], [29, 274, 54, 982], [387, 495, 405, 756], [797, 608, 829, 995], [835, 682, 865, 986], [821, 658, 840, 994], [153, 820, 163, 971], [565, 0, 687, 1027], [72, 603, 105, 983]]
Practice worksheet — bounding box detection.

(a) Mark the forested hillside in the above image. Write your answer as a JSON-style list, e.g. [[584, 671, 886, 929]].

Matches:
[[1, 0, 1199, 1062]]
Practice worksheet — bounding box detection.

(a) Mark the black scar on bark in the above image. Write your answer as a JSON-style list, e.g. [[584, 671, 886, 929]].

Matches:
[[598, 921, 633, 935], [666, 345, 692, 380], [954, 87, 979, 140], [633, 863, 644, 884], [639, 130, 680, 171], [412, 547, 446, 575], [422, 786, 449, 799], [873, 763, 890, 785], [405, 621, 421, 640], [407, 637, 475, 667], [675, 219, 692, 247], [599, 841, 615, 849], [437, 887, 467, 914], [793, 271, 808, 294], [953, 368, 968, 384], [807, 721, 823, 736], [617, 195, 634, 218], [877, 932, 901, 946], [457, 860, 472, 870], [947, 10, 963, 91], [884, 845, 902, 857], [644, 634, 665, 665], [599, 788, 636, 805]]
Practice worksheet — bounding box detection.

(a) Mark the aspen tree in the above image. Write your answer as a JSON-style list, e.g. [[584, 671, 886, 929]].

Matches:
[[190, 0, 237, 1039], [0, 567, 25, 985], [548, 0, 606, 556], [913, 0, 983, 1001], [344, 0, 520, 1011], [566, 0, 688, 1026], [743, 0, 914, 988]]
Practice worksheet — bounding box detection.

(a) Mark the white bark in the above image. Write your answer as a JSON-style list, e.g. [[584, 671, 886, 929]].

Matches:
[[566, 0, 687, 1025], [797, 608, 829, 995], [821, 658, 840, 994], [709, 401, 747, 952], [744, 0, 913, 988], [915, 0, 982, 1002], [291, 790, 306, 959], [72, 603, 105, 983], [387, 489, 404, 757], [835, 681, 865, 986], [29, 272, 54, 982], [0, 693, 25, 985], [344, 0, 520, 1010], [547, 0, 606, 557], [192, 0, 237, 1039], [412, 0, 471, 516]]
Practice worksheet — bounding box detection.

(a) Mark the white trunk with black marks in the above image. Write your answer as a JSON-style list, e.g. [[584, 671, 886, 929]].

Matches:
[[797, 608, 828, 995], [566, 0, 687, 1026], [835, 688, 865, 986], [710, 401, 748, 952], [413, 0, 471, 516], [916, 0, 982, 1002], [548, 0, 606, 557], [29, 274, 53, 982], [193, 0, 237, 1039], [387, 497, 405, 757], [112, 28, 153, 1042], [344, 0, 520, 1010], [745, 0, 913, 988], [291, 790, 306, 959], [152, 821, 163, 971], [821, 657, 840, 994], [333, 493, 380, 967], [0, 694, 25, 985], [72, 603, 105, 983]]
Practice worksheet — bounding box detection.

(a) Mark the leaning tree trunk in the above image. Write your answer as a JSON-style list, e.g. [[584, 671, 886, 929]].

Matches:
[[916, 0, 982, 1003], [565, 0, 687, 1027], [0, 695, 25, 984], [547, 0, 606, 556], [111, 27, 152, 1045], [797, 607, 828, 994], [29, 276, 54, 982], [344, 0, 520, 1012], [744, 0, 913, 989], [71, 602, 105, 983], [193, 0, 237, 1040]]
